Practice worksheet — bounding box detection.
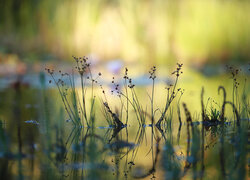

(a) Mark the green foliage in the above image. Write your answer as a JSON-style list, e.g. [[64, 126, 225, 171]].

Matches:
[[1, 0, 250, 64], [209, 107, 220, 122]]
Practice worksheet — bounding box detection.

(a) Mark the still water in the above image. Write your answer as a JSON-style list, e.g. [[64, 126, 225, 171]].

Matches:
[[0, 70, 249, 180]]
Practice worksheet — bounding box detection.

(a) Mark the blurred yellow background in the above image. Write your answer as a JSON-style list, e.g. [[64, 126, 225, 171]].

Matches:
[[0, 0, 249, 68]]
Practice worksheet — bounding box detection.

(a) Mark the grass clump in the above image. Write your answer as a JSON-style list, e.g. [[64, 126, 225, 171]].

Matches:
[[156, 63, 184, 128], [46, 57, 185, 128], [46, 56, 101, 127]]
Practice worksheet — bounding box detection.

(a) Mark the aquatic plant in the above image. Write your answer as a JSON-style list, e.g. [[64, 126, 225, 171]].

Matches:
[[109, 68, 148, 126], [103, 102, 124, 129], [43, 58, 249, 179], [209, 107, 220, 122], [1, 60, 249, 180], [225, 65, 249, 127], [121, 74, 147, 126], [46, 56, 101, 127], [46, 57, 185, 129], [156, 63, 183, 128]]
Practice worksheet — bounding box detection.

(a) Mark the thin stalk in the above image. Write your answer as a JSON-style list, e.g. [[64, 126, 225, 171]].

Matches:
[[69, 73, 81, 126], [120, 92, 142, 126], [80, 74, 88, 126], [51, 75, 76, 125], [151, 79, 155, 124], [156, 77, 179, 127], [132, 88, 145, 125], [124, 79, 129, 124]]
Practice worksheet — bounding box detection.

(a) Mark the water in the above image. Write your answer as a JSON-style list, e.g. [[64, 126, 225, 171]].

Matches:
[[0, 71, 249, 180]]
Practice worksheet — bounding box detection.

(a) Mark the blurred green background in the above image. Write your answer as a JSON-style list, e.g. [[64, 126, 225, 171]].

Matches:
[[0, 1, 249, 179], [0, 0, 249, 69]]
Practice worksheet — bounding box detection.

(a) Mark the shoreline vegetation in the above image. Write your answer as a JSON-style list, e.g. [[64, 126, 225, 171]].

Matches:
[[46, 56, 248, 129], [0, 56, 248, 179], [40, 56, 248, 179], [0, 0, 249, 178]]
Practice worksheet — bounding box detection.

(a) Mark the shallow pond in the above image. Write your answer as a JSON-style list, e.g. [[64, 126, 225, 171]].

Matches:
[[0, 69, 249, 180]]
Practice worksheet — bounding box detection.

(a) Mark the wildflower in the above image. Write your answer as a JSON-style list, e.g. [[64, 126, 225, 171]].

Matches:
[[149, 66, 157, 80], [172, 63, 183, 77]]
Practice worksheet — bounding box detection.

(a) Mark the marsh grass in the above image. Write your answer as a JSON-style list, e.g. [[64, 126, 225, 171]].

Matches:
[[241, 78, 250, 121], [156, 63, 183, 128], [226, 65, 250, 127], [46, 57, 247, 131], [118, 74, 148, 126], [0, 60, 248, 180], [108, 63, 184, 128], [42, 56, 249, 179], [100, 99, 113, 126], [46, 56, 103, 127], [45, 56, 186, 130]]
